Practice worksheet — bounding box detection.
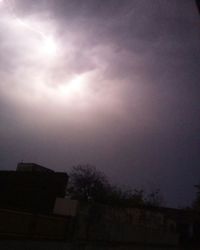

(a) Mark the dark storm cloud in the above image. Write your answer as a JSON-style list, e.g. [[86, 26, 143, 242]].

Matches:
[[0, 0, 200, 207]]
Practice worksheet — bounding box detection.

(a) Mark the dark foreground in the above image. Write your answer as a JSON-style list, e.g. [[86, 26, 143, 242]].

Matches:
[[0, 240, 185, 250]]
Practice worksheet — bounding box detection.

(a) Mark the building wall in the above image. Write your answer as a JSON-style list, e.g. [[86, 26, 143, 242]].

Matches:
[[0, 170, 68, 213], [17, 162, 55, 173], [0, 204, 178, 247], [0, 241, 179, 250], [74, 203, 178, 246], [0, 209, 72, 240]]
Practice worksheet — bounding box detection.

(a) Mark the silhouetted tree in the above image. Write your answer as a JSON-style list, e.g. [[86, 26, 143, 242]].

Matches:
[[144, 188, 164, 207], [67, 164, 163, 207], [67, 165, 109, 202], [192, 184, 200, 210], [131, 189, 145, 206], [105, 186, 144, 206]]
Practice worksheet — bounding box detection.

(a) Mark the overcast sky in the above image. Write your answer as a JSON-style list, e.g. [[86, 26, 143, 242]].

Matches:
[[0, 0, 200, 207]]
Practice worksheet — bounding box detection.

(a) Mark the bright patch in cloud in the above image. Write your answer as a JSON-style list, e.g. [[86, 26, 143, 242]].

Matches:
[[41, 36, 58, 57], [0, 0, 125, 124]]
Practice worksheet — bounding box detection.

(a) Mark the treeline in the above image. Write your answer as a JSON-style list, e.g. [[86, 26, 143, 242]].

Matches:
[[193, 184, 200, 211], [66, 165, 164, 208]]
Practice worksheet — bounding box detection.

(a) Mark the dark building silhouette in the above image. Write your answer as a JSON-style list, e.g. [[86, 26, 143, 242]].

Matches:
[[196, 0, 200, 14], [0, 163, 68, 213], [16, 162, 55, 173]]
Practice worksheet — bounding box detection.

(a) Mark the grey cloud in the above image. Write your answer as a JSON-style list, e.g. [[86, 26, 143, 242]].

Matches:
[[0, 0, 200, 207]]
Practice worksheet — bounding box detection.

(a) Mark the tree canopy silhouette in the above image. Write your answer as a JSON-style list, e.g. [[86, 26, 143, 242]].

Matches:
[[193, 184, 200, 210], [67, 165, 109, 202], [67, 164, 163, 207]]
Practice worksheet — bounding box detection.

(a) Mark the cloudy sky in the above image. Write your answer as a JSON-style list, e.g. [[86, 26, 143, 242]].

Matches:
[[0, 0, 200, 207]]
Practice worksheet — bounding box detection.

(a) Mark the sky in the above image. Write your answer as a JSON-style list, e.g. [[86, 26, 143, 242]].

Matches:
[[0, 0, 200, 207]]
